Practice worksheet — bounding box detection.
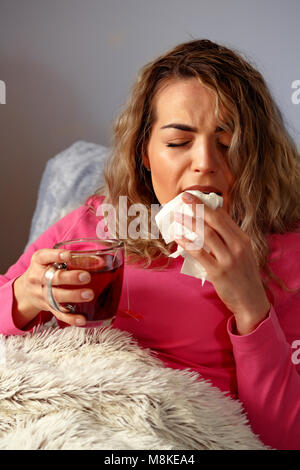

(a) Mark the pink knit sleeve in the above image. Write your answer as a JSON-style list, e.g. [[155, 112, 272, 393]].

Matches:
[[227, 287, 300, 449], [0, 205, 91, 335]]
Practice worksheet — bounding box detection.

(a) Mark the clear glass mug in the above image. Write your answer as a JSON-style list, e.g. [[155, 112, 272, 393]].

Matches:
[[45, 238, 124, 327]]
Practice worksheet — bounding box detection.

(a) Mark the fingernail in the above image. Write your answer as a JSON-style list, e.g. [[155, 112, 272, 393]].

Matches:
[[60, 251, 69, 261], [79, 272, 90, 282], [182, 192, 194, 202], [75, 318, 86, 326], [81, 290, 93, 299]]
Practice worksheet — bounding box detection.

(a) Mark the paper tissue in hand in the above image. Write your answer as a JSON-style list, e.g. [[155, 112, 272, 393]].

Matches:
[[155, 190, 223, 285]]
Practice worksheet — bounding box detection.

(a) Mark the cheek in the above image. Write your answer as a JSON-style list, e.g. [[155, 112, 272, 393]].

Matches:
[[151, 163, 177, 200], [149, 148, 184, 202], [150, 143, 185, 174]]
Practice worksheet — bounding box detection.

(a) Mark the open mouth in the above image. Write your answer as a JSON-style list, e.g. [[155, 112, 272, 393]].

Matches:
[[183, 186, 223, 197], [202, 191, 222, 196]]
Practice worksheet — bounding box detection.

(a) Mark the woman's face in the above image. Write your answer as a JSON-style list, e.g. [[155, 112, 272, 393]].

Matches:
[[143, 78, 234, 212]]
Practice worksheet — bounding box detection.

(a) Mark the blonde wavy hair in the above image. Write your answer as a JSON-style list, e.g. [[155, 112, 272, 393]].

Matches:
[[88, 39, 300, 298]]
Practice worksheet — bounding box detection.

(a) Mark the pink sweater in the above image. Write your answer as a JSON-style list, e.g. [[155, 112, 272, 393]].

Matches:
[[1, 195, 300, 450]]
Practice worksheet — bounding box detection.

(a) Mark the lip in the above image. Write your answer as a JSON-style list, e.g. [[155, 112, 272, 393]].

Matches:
[[183, 185, 223, 196]]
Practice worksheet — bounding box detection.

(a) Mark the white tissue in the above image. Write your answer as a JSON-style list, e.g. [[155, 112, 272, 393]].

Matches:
[[155, 190, 223, 285]]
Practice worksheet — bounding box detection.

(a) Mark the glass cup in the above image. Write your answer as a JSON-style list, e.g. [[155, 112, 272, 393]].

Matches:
[[46, 238, 124, 327]]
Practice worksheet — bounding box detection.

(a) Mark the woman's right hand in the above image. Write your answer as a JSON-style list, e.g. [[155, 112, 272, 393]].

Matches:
[[13, 249, 101, 329]]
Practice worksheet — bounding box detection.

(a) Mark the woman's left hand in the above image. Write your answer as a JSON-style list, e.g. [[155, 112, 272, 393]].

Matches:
[[174, 192, 271, 335]]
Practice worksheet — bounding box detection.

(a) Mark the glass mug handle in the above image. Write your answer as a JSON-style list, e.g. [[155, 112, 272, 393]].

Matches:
[[45, 262, 75, 314]]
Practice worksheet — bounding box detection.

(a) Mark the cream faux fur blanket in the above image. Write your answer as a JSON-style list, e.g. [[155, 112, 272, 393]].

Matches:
[[0, 324, 268, 450]]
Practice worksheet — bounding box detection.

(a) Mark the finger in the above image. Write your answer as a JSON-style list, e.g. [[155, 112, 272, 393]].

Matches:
[[54, 312, 87, 327], [49, 306, 87, 327], [32, 248, 71, 266], [174, 212, 230, 263], [52, 286, 94, 304], [175, 235, 217, 271], [68, 254, 106, 270], [181, 192, 242, 246], [40, 285, 87, 326], [43, 269, 92, 287]]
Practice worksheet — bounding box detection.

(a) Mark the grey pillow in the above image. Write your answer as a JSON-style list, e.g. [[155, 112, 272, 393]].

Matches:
[[25, 141, 110, 250]]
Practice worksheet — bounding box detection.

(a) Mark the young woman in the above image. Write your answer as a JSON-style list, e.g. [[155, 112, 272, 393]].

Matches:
[[1, 39, 300, 450]]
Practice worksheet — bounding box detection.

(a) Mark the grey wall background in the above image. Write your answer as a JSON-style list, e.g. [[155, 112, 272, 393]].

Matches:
[[0, 0, 299, 273]]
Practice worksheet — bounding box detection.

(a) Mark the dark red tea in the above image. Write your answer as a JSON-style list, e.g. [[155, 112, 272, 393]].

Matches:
[[61, 252, 124, 325]]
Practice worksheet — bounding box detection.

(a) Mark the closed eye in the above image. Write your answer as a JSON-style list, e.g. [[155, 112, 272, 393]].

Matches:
[[218, 142, 230, 150], [166, 141, 230, 150], [166, 141, 190, 148]]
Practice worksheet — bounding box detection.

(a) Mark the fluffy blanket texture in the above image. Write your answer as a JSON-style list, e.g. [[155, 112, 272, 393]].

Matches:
[[0, 323, 268, 450]]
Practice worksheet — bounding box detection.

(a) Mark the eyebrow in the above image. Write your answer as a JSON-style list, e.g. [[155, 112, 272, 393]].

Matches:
[[160, 123, 225, 133]]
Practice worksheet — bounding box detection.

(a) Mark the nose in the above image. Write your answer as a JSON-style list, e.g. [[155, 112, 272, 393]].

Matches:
[[191, 139, 218, 174]]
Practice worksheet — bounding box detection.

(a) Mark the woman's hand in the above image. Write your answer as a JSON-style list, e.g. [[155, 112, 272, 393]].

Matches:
[[174, 192, 271, 335], [13, 249, 103, 329]]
